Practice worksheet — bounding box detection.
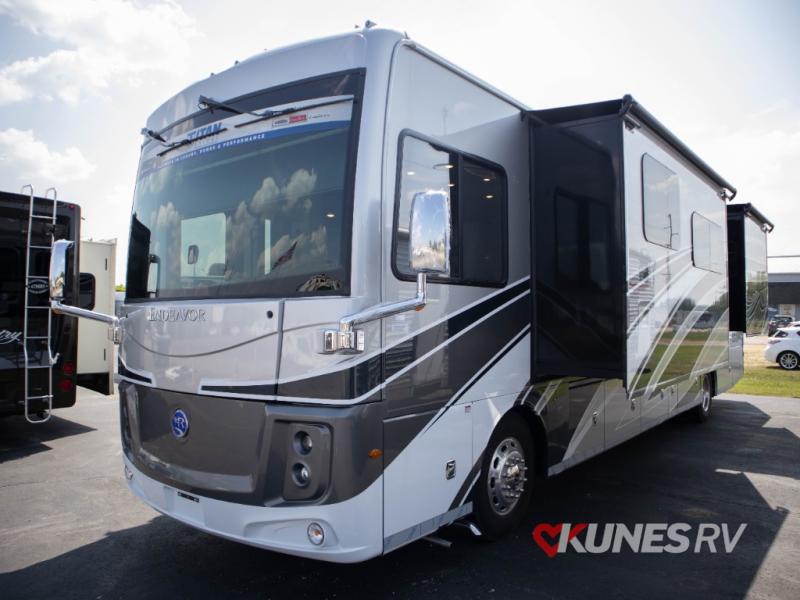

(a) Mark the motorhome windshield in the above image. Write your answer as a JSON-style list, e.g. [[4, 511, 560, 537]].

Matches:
[[126, 100, 356, 300]]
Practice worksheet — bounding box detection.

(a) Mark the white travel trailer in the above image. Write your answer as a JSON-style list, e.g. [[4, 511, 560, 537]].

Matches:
[[48, 26, 765, 562], [77, 238, 117, 395]]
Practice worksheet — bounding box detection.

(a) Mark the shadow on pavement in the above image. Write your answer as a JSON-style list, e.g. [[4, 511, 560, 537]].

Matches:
[[0, 414, 95, 463], [1, 399, 796, 600]]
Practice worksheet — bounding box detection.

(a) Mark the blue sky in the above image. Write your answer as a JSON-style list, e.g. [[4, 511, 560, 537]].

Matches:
[[0, 0, 798, 282]]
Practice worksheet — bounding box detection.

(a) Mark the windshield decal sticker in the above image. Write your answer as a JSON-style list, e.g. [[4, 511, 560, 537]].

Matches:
[[138, 120, 349, 182], [138, 101, 352, 182]]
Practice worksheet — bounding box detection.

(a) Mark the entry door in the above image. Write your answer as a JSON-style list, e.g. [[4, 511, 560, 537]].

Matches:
[[77, 240, 115, 394], [381, 132, 509, 548]]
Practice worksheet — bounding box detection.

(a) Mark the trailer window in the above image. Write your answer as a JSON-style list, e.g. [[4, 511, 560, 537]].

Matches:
[[79, 273, 96, 311], [394, 134, 507, 287], [691, 212, 724, 273], [642, 154, 680, 249]]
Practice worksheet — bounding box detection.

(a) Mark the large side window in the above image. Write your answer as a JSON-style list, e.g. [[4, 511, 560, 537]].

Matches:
[[394, 134, 507, 287], [642, 154, 680, 249], [691, 212, 723, 273], [555, 191, 611, 292]]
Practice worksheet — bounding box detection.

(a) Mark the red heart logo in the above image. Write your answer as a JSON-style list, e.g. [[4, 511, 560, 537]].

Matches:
[[532, 523, 589, 558], [532, 523, 562, 558]]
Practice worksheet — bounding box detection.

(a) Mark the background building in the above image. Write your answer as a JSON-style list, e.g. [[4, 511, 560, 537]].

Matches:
[[769, 273, 800, 318]]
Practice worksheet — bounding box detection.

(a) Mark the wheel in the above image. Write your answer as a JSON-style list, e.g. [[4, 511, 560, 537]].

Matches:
[[692, 374, 713, 423], [473, 413, 534, 540], [777, 351, 800, 370]]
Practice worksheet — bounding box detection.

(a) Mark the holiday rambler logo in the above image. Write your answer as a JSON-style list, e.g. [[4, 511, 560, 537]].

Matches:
[[0, 329, 22, 345], [532, 522, 747, 557]]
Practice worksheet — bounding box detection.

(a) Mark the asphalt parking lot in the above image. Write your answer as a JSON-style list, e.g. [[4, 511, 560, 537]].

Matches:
[[1, 389, 798, 600]]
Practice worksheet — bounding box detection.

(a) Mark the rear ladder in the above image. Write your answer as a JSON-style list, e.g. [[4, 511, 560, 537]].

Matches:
[[22, 184, 59, 424]]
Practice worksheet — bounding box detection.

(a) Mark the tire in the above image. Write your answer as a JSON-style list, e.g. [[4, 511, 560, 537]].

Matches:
[[692, 374, 713, 423], [777, 351, 800, 371], [473, 413, 534, 541]]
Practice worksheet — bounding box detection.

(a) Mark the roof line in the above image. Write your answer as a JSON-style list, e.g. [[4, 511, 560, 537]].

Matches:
[[620, 95, 737, 201]]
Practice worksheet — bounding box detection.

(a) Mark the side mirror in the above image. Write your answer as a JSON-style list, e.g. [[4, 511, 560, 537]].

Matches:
[[187, 244, 199, 265], [49, 239, 74, 301], [48, 238, 121, 341], [409, 190, 451, 276]]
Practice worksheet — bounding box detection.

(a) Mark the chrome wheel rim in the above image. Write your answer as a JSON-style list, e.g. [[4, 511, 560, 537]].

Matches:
[[780, 353, 798, 370], [702, 377, 711, 412], [487, 436, 527, 516]]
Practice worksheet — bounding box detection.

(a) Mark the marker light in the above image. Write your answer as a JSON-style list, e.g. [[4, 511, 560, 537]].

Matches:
[[307, 522, 325, 546]]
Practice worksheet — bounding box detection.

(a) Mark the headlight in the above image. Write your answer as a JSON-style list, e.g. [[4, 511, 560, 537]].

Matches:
[[294, 431, 313, 454], [292, 463, 311, 487]]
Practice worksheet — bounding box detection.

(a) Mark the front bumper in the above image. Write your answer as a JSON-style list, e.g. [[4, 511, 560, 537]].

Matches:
[[123, 457, 383, 563]]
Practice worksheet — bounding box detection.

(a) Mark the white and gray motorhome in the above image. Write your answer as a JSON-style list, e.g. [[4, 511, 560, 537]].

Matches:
[[47, 27, 768, 562]]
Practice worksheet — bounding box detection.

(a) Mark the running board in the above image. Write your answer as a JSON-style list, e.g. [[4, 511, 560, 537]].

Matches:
[[422, 535, 453, 548], [453, 520, 483, 537]]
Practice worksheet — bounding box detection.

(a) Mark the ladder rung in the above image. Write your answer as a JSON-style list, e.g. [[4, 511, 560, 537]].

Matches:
[[26, 365, 51, 369], [26, 395, 52, 400], [27, 306, 51, 310], [31, 214, 54, 220], [26, 336, 49, 340], [29, 245, 51, 250], [28, 275, 48, 279]]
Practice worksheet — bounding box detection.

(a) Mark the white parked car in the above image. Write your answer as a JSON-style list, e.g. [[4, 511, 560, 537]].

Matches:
[[764, 327, 800, 370]]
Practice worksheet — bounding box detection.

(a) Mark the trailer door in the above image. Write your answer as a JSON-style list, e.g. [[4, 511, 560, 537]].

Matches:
[[78, 239, 116, 394]]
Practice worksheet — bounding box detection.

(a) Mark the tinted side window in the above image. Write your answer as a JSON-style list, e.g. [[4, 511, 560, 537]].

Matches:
[[642, 154, 680, 249], [394, 134, 506, 287], [555, 192, 611, 292], [691, 212, 723, 273], [459, 158, 505, 285], [79, 272, 96, 310]]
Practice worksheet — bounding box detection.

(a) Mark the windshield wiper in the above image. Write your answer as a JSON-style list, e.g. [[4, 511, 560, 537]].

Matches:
[[140, 128, 169, 145], [150, 94, 353, 157], [197, 95, 260, 117], [235, 95, 355, 129], [155, 125, 229, 157]]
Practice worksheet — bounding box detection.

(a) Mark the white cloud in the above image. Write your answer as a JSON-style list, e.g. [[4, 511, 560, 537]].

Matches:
[[0, 128, 96, 181], [701, 103, 800, 269], [0, 0, 200, 105]]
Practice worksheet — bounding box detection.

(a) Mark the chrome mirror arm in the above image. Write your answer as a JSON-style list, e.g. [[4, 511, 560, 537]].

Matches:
[[322, 273, 428, 354], [49, 238, 123, 344], [50, 301, 123, 344]]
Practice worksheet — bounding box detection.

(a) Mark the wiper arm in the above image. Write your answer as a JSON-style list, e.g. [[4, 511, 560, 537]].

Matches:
[[140, 128, 169, 146], [150, 94, 353, 157], [197, 95, 259, 117], [155, 125, 228, 157], [235, 95, 355, 129]]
